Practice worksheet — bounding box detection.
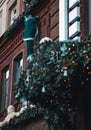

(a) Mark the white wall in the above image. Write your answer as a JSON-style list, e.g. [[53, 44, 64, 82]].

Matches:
[[59, 0, 68, 41], [0, 0, 8, 37]]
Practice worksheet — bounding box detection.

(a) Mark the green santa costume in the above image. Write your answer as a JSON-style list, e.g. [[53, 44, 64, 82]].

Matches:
[[24, 13, 39, 61]]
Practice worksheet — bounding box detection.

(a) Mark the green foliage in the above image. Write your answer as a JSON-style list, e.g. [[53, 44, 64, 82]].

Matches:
[[14, 39, 91, 130], [10, 107, 44, 126], [2, 107, 44, 129]]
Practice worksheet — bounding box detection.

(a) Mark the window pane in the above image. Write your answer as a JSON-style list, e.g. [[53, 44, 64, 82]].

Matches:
[[15, 58, 23, 83], [69, 21, 80, 37], [12, 54, 23, 103], [20, 58, 23, 67], [1, 68, 9, 110], [6, 70, 9, 79], [69, 0, 80, 8], [69, 7, 80, 23], [73, 36, 80, 41], [11, 6, 16, 24]]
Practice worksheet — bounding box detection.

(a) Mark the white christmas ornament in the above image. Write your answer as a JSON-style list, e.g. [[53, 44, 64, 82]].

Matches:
[[30, 104, 36, 108], [63, 70, 68, 76], [41, 86, 46, 93], [39, 37, 52, 44], [60, 43, 67, 56], [20, 100, 28, 114]]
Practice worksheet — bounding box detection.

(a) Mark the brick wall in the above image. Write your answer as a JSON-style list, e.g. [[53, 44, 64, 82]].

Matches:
[[80, 0, 89, 39], [50, 0, 59, 40], [35, 0, 59, 41]]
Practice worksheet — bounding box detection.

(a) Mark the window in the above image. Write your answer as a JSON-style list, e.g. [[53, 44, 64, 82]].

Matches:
[[69, 0, 80, 8], [12, 54, 23, 104], [0, 10, 2, 36], [69, 21, 80, 38], [59, 0, 80, 41], [10, 5, 17, 24], [14, 55, 23, 83], [69, 0, 80, 40], [69, 7, 80, 23], [1, 67, 9, 111]]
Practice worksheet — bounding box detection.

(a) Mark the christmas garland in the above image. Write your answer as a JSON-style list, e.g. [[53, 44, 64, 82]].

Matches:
[[9, 107, 44, 126], [14, 38, 91, 130], [2, 107, 44, 129]]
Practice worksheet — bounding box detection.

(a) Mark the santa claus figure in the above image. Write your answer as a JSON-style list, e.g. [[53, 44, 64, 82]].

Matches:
[[23, 12, 39, 62]]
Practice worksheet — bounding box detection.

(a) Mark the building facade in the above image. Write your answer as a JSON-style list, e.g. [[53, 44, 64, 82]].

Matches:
[[0, 0, 91, 129]]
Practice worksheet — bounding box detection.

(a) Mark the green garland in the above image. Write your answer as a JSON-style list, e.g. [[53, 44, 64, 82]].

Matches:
[[14, 38, 91, 130], [2, 107, 44, 129], [10, 107, 44, 126]]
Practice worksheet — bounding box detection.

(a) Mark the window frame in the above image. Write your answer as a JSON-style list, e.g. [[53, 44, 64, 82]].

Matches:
[[11, 53, 23, 104], [1, 67, 9, 111], [6, 0, 17, 27], [10, 5, 17, 24], [59, 0, 80, 41], [68, 0, 80, 40], [14, 53, 23, 84]]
